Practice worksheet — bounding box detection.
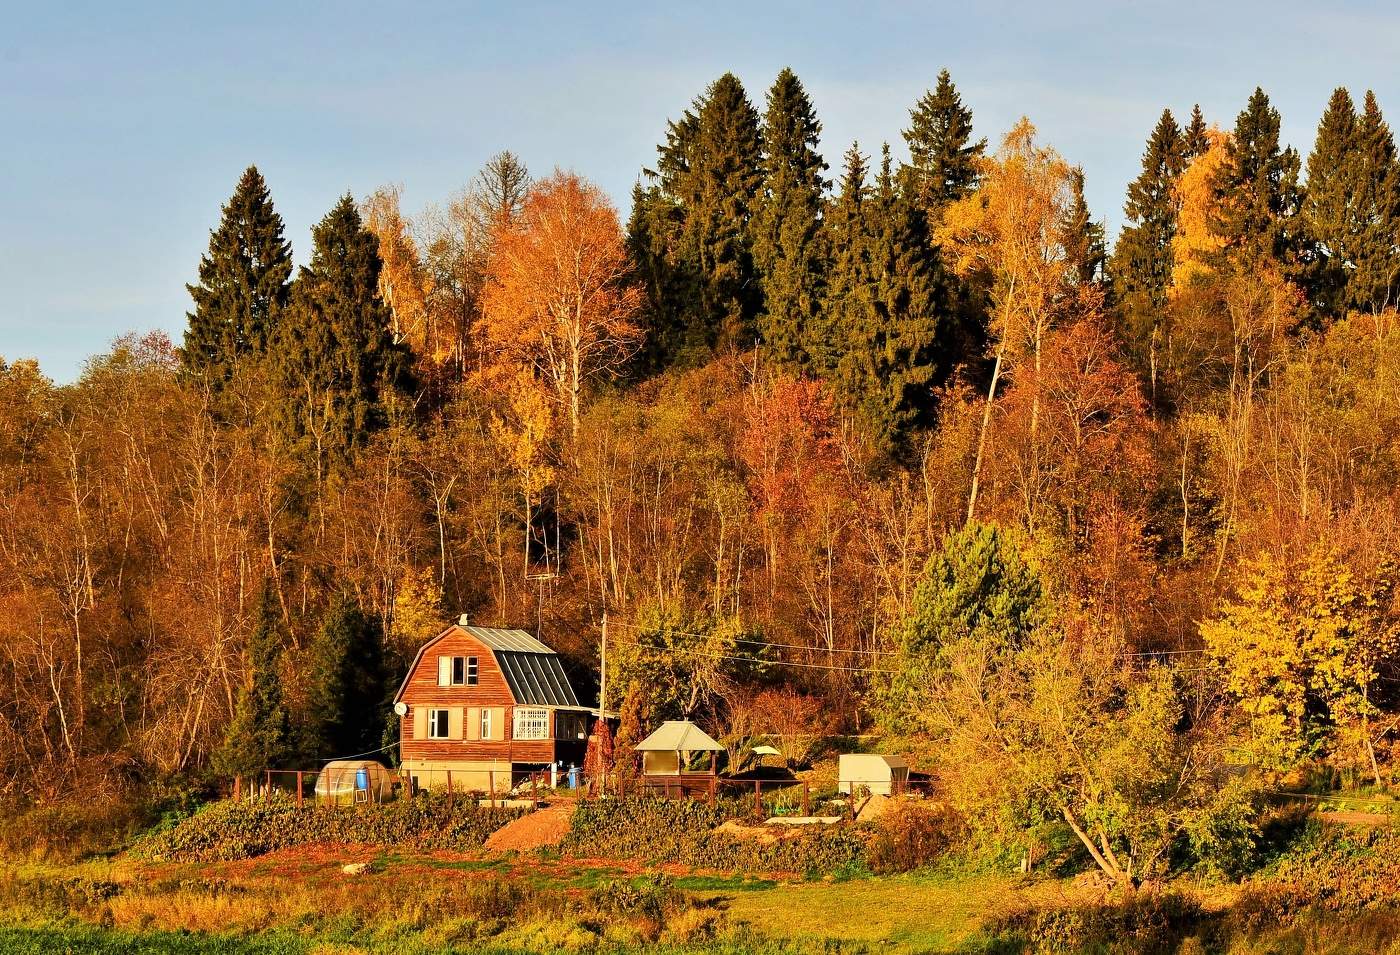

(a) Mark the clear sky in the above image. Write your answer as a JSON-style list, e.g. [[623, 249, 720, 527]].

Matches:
[[5, 1, 1400, 381]]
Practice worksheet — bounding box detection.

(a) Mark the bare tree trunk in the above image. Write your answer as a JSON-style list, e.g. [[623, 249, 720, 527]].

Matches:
[[966, 346, 1005, 526]]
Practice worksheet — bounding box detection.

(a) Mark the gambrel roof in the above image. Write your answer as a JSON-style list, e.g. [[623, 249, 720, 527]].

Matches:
[[394, 623, 583, 708]]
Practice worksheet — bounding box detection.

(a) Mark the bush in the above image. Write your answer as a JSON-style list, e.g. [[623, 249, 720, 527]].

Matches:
[[132, 793, 524, 862], [986, 891, 1204, 955], [564, 797, 868, 875], [865, 801, 962, 874]]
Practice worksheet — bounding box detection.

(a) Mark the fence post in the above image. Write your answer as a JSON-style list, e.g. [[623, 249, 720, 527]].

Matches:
[[489, 770, 496, 808], [802, 782, 810, 817], [446, 770, 453, 804], [710, 776, 717, 806], [753, 779, 762, 819], [296, 771, 304, 806], [264, 769, 271, 799]]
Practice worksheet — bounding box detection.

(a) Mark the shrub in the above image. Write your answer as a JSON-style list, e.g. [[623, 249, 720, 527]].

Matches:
[[987, 891, 1204, 955], [132, 793, 524, 862], [865, 801, 963, 874], [564, 797, 868, 875]]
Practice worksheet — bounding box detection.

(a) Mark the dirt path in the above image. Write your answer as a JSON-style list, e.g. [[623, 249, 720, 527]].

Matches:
[[485, 804, 574, 852]]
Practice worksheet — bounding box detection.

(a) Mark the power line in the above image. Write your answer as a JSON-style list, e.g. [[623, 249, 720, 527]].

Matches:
[[606, 635, 899, 675], [607, 619, 894, 657]]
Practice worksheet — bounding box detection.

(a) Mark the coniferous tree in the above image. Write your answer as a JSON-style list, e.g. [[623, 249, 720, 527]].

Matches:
[[815, 144, 870, 377], [1214, 88, 1305, 273], [1062, 166, 1106, 286], [214, 583, 292, 776], [1350, 92, 1400, 312], [182, 166, 292, 386], [634, 74, 764, 363], [1112, 110, 1186, 397], [1182, 104, 1210, 160], [753, 68, 827, 367], [1303, 88, 1361, 318], [270, 196, 412, 482], [304, 595, 388, 759], [902, 69, 987, 217]]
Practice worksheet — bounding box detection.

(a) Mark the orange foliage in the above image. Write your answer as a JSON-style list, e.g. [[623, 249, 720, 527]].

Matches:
[[1171, 127, 1231, 291], [478, 171, 642, 437]]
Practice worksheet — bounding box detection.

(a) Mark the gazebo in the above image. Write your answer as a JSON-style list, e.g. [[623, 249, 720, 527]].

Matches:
[[633, 720, 725, 796]]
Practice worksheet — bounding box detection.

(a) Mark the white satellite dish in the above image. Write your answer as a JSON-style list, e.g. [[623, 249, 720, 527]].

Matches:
[[393, 701, 408, 716]]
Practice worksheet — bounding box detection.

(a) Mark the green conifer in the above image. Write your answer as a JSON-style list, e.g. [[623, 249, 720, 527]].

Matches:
[[182, 166, 292, 386], [1182, 104, 1210, 160], [1214, 88, 1305, 273], [1062, 166, 1106, 286], [901, 69, 987, 216], [814, 143, 870, 378], [1350, 92, 1400, 312], [1303, 88, 1361, 317], [214, 583, 292, 776], [270, 196, 412, 479], [753, 68, 828, 367], [303, 595, 388, 758]]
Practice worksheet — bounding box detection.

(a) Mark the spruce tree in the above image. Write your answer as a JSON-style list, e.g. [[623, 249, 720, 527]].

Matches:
[[1303, 88, 1361, 317], [902, 69, 986, 216], [183, 166, 292, 386], [304, 595, 388, 759], [1182, 104, 1210, 160], [270, 196, 412, 480], [1062, 166, 1106, 286], [1350, 92, 1400, 312], [1214, 88, 1305, 273], [753, 68, 828, 367], [1112, 110, 1185, 396], [814, 144, 870, 378], [215, 583, 292, 776], [823, 146, 946, 453]]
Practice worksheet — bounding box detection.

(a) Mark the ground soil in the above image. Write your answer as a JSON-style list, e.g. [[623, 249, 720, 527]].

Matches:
[[485, 802, 574, 852]]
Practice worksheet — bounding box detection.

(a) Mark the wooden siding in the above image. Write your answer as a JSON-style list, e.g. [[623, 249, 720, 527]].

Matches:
[[398, 627, 567, 765]]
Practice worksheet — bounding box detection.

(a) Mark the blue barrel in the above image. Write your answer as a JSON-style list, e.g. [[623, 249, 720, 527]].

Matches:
[[355, 769, 368, 790]]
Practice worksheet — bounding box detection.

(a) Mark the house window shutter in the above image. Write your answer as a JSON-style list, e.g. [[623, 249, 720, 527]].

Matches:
[[490, 708, 505, 741], [448, 707, 464, 740], [437, 656, 451, 687], [466, 706, 481, 741], [413, 706, 427, 740]]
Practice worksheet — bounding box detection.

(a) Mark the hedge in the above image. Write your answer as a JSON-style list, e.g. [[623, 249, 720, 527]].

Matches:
[[132, 794, 524, 862], [563, 798, 868, 875]]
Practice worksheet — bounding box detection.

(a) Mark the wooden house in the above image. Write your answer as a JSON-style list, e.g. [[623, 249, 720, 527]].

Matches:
[[394, 620, 594, 792]]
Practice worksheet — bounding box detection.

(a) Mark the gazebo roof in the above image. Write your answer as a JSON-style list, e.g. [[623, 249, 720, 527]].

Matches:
[[633, 720, 725, 752]]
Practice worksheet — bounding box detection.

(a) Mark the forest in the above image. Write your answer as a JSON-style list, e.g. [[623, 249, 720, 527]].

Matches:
[[4, 65, 1400, 887]]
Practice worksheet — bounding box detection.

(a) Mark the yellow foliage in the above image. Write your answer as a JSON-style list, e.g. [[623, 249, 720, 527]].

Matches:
[[389, 566, 447, 656], [1171, 127, 1231, 292]]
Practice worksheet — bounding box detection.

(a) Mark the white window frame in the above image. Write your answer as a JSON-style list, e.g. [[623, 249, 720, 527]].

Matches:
[[513, 707, 549, 741], [467, 656, 479, 685], [480, 707, 493, 740], [428, 709, 450, 740], [450, 656, 466, 686]]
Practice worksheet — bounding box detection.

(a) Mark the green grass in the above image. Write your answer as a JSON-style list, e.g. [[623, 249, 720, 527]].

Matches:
[[0, 924, 310, 954]]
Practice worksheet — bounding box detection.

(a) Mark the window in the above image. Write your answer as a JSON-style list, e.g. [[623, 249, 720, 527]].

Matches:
[[438, 655, 478, 687], [513, 707, 549, 740], [555, 711, 587, 741], [480, 707, 493, 740], [427, 709, 450, 740]]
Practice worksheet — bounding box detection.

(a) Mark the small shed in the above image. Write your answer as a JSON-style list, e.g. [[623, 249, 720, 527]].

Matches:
[[838, 753, 909, 796], [634, 720, 725, 776], [315, 760, 396, 805]]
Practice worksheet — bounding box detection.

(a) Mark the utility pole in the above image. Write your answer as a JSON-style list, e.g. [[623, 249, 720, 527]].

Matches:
[[600, 611, 608, 714]]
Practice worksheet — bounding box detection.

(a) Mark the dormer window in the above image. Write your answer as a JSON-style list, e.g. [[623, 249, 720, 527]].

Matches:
[[437, 655, 480, 687]]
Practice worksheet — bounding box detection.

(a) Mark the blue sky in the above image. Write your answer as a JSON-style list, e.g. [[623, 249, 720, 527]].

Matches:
[[5, 1, 1400, 381]]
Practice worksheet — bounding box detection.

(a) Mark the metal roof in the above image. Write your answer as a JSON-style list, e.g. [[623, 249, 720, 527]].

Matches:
[[634, 720, 726, 752], [462, 626, 557, 654], [496, 650, 581, 707]]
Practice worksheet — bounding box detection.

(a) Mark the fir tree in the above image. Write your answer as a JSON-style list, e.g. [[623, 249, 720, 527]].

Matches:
[[270, 196, 413, 481], [814, 143, 871, 378], [753, 68, 827, 367], [214, 583, 292, 776], [824, 146, 946, 453], [1112, 110, 1186, 396], [1350, 92, 1400, 312], [1214, 88, 1305, 273], [902, 69, 987, 216], [1182, 104, 1210, 160], [182, 166, 292, 386], [1303, 88, 1361, 317], [1062, 166, 1106, 286], [634, 74, 764, 362], [303, 595, 388, 759]]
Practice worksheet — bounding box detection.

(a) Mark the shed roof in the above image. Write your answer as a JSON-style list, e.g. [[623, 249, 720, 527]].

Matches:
[[634, 720, 725, 752]]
